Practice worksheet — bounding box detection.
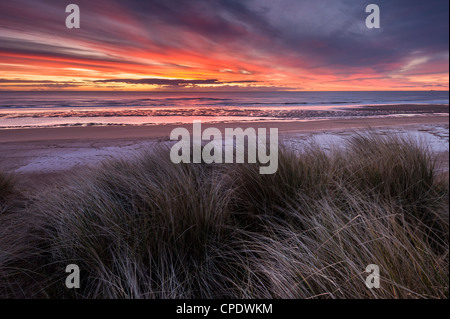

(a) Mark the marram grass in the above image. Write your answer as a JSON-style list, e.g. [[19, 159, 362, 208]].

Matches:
[[0, 133, 448, 298]]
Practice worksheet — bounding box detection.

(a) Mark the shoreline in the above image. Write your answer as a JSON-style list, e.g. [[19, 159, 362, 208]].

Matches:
[[0, 103, 447, 130]]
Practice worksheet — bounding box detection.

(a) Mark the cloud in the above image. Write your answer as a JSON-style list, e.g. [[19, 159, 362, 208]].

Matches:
[[0, 0, 447, 90], [94, 78, 258, 87]]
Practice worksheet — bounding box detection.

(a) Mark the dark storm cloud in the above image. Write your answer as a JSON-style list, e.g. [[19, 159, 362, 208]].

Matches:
[[257, 0, 449, 71], [112, 0, 449, 70], [95, 78, 258, 87], [0, 0, 447, 67]]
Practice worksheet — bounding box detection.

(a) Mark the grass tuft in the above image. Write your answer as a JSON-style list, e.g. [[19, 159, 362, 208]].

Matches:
[[0, 172, 15, 204]]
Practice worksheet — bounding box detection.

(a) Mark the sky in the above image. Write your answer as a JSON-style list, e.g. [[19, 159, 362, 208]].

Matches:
[[0, 0, 448, 91]]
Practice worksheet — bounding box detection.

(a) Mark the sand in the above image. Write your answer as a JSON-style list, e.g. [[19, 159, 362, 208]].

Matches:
[[1, 115, 448, 143], [0, 115, 448, 190]]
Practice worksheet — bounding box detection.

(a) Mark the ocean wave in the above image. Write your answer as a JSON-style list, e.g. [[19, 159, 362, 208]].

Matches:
[[1, 105, 447, 120]]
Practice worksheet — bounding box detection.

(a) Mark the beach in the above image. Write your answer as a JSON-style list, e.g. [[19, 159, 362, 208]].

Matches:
[[1, 114, 448, 190]]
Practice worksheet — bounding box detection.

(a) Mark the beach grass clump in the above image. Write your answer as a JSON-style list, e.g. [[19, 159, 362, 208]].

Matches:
[[30, 148, 239, 298], [0, 133, 448, 299], [344, 133, 449, 245], [0, 172, 15, 205], [0, 172, 39, 298]]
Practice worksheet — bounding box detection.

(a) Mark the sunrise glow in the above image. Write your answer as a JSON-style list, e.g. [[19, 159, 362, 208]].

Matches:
[[0, 0, 448, 92]]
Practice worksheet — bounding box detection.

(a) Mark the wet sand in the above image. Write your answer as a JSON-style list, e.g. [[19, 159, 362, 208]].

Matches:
[[1, 115, 448, 143]]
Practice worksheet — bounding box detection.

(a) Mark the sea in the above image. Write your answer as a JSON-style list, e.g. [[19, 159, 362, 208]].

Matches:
[[0, 91, 448, 128]]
